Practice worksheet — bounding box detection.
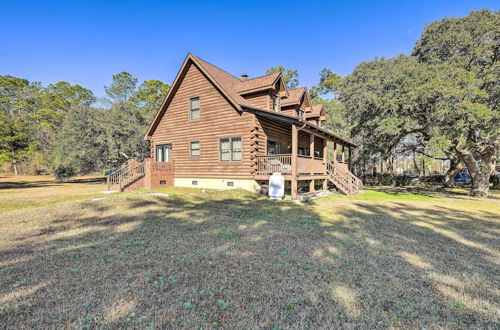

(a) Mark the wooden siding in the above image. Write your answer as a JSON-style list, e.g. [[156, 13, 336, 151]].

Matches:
[[150, 62, 254, 180], [280, 105, 298, 118], [243, 91, 270, 109]]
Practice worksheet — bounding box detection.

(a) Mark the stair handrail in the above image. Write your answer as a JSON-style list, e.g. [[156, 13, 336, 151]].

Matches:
[[118, 161, 145, 189], [106, 161, 145, 190], [327, 161, 362, 195]]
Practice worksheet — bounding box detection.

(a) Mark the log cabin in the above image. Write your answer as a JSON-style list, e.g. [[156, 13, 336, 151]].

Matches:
[[106, 54, 362, 199]]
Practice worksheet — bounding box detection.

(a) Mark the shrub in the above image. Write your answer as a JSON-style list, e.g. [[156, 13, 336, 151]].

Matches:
[[54, 165, 76, 182]]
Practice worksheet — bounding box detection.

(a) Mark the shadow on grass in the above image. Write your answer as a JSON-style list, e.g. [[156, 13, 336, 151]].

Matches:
[[0, 189, 498, 328], [0, 176, 105, 190]]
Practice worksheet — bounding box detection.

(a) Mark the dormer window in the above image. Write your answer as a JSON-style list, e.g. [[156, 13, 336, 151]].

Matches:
[[272, 95, 279, 112], [298, 109, 305, 120]]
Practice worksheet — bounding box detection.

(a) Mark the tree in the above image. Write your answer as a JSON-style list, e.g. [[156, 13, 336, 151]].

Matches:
[[0, 113, 38, 174], [413, 9, 500, 196], [266, 66, 299, 89], [130, 79, 170, 121], [41, 81, 95, 113], [310, 69, 342, 99], [53, 105, 108, 174], [0, 75, 42, 117], [338, 55, 490, 193], [101, 102, 150, 167], [105, 72, 138, 103]]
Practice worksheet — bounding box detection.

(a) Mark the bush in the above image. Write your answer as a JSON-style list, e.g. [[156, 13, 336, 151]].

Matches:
[[54, 165, 76, 182], [363, 173, 417, 186]]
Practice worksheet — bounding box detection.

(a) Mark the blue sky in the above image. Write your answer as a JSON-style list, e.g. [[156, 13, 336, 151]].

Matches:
[[1, 1, 497, 97]]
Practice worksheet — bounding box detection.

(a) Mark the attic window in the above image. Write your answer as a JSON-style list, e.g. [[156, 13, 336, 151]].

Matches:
[[190, 97, 200, 120]]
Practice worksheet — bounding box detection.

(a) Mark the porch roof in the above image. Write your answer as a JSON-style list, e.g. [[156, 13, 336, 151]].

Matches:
[[244, 106, 357, 148]]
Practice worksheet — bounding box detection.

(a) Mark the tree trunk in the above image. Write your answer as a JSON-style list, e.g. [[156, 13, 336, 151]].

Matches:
[[444, 158, 462, 188], [13, 163, 18, 176], [455, 140, 498, 197]]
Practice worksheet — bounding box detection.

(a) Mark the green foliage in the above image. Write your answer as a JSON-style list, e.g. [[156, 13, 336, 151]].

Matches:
[[54, 165, 76, 182], [41, 81, 95, 113], [0, 68, 167, 175], [53, 105, 108, 173], [130, 80, 170, 121], [0, 114, 38, 173], [338, 9, 499, 196], [310, 68, 341, 99], [105, 72, 138, 103], [266, 65, 299, 89]]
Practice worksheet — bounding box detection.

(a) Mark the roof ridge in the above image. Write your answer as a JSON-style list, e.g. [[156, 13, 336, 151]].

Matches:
[[190, 54, 240, 82], [241, 71, 280, 82]]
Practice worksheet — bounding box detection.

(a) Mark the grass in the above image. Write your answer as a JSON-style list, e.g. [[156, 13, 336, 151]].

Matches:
[[0, 175, 499, 328]]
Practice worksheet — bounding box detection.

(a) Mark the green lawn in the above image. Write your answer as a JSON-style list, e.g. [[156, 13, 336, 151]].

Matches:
[[1, 175, 499, 328]]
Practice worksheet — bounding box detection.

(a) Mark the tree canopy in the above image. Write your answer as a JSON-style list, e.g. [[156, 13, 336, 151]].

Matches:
[[337, 9, 499, 196], [266, 66, 299, 89]]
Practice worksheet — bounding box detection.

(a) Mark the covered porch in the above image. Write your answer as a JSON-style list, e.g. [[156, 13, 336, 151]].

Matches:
[[250, 109, 359, 198]]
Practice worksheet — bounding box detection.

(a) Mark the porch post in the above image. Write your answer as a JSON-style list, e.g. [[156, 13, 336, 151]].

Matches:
[[144, 158, 152, 190], [291, 124, 298, 200], [341, 145, 345, 163], [309, 133, 315, 192], [348, 147, 352, 171], [323, 139, 328, 190], [333, 142, 337, 163]]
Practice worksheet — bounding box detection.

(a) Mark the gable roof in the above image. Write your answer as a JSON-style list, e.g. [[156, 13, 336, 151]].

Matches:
[[281, 87, 309, 107], [237, 72, 281, 94], [145, 54, 352, 146], [306, 104, 324, 118]]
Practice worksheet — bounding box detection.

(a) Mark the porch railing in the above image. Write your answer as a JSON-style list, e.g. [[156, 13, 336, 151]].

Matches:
[[255, 154, 326, 176], [297, 155, 325, 175], [255, 154, 292, 175]]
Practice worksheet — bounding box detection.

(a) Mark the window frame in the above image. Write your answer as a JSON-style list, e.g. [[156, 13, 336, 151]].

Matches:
[[155, 144, 172, 162], [189, 97, 200, 121], [189, 141, 201, 158], [266, 139, 281, 155], [219, 136, 242, 162]]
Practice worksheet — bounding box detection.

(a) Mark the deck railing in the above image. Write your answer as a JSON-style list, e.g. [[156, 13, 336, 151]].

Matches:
[[255, 154, 292, 175], [255, 154, 326, 176], [297, 155, 325, 175]]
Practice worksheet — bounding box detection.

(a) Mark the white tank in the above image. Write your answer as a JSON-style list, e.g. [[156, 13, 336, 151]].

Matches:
[[269, 173, 285, 200]]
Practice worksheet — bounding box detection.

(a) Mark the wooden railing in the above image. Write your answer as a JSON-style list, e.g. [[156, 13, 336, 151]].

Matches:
[[107, 161, 145, 190], [255, 154, 292, 175], [327, 161, 362, 195], [297, 155, 325, 175]]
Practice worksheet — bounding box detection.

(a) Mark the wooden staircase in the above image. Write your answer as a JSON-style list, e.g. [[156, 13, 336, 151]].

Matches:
[[107, 161, 146, 192], [326, 161, 363, 196]]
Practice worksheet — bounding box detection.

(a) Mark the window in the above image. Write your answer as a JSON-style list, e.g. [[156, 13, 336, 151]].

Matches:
[[156, 144, 171, 162], [267, 140, 281, 155], [220, 137, 242, 162], [190, 141, 200, 157], [297, 109, 305, 120], [298, 147, 310, 156], [272, 95, 279, 112], [190, 97, 200, 120]]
